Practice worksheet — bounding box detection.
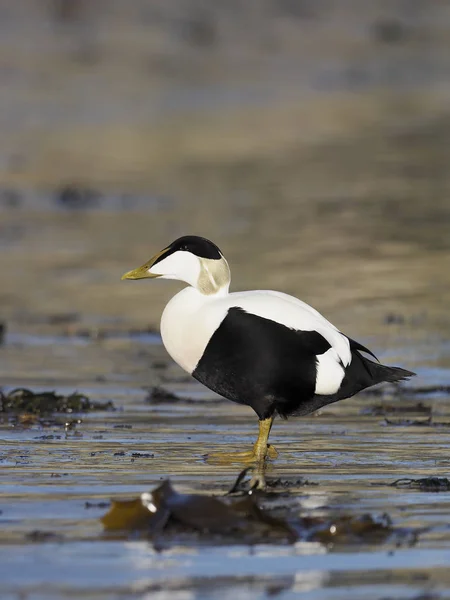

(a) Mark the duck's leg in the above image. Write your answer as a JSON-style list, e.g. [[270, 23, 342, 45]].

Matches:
[[206, 416, 278, 465]]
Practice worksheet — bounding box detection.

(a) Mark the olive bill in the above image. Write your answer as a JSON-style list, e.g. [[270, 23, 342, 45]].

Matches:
[[121, 248, 168, 280]]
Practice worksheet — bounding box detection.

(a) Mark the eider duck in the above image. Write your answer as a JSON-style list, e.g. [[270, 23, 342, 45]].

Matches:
[[122, 235, 415, 483]]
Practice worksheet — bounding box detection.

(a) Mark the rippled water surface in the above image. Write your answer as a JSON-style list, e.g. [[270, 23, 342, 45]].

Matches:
[[1, 2, 450, 599], [1, 311, 450, 599]]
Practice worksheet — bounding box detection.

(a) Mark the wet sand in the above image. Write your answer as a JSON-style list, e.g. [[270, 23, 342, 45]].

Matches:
[[1, 2, 450, 599]]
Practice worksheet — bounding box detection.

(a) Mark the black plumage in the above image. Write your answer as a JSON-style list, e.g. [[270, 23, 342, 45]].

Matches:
[[154, 235, 222, 265], [193, 307, 415, 420]]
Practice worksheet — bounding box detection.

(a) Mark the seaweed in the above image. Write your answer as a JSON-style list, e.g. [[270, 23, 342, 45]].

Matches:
[[384, 417, 450, 428], [99, 477, 409, 546], [101, 479, 298, 544], [0, 388, 115, 415], [85, 501, 110, 509], [146, 386, 180, 403], [145, 386, 219, 404], [25, 530, 64, 543], [389, 477, 450, 492], [384, 417, 432, 426], [226, 467, 317, 495], [266, 477, 319, 489], [131, 452, 154, 458], [300, 512, 394, 544]]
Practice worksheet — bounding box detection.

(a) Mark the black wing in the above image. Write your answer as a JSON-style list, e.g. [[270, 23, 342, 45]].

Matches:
[[192, 307, 331, 419], [346, 336, 379, 361]]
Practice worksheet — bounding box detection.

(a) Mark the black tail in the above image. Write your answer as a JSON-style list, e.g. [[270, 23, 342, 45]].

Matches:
[[336, 349, 416, 401], [292, 346, 416, 416]]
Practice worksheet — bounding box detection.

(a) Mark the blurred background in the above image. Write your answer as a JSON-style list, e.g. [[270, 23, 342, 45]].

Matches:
[[2, 5, 450, 594], [0, 0, 449, 353]]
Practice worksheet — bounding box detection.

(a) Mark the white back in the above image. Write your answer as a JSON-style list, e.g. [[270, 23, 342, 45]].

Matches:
[[160, 285, 351, 388]]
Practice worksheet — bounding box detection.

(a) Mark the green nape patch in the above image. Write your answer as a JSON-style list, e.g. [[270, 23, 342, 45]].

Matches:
[[0, 387, 115, 414]]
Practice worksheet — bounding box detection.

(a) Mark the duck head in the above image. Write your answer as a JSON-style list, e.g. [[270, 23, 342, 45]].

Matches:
[[121, 235, 230, 295]]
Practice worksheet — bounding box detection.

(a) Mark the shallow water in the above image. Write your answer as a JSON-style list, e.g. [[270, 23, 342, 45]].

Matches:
[[1, 2, 450, 598], [1, 321, 450, 599]]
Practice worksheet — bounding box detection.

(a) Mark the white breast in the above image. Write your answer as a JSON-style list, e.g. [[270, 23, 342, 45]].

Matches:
[[160, 287, 227, 374]]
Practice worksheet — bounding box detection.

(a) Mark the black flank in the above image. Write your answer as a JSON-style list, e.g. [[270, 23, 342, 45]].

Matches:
[[193, 307, 416, 420], [192, 307, 331, 420]]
